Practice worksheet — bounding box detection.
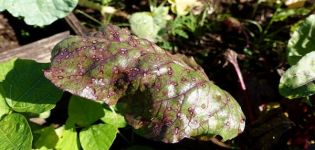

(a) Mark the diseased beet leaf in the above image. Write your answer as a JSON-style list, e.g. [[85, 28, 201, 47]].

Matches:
[[45, 25, 245, 143], [279, 51, 315, 99]]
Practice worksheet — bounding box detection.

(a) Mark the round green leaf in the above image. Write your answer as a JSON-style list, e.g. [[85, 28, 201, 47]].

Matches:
[[68, 96, 104, 127], [287, 14, 315, 65], [2, 59, 63, 114], [279, 51, 315, 98], [0, 0, 78, 26], [79, 124, 118, 150], [0, 113, 32, 150]]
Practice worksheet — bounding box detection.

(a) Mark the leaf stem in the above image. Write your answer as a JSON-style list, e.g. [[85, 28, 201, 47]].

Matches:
[[75, 9, 104, 26], [224, 49, 246, 90], [225, 49, 255, 123]]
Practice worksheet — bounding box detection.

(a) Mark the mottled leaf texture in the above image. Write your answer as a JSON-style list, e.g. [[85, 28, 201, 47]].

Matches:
[[279, 51, 315, 98], [45, 25, 245, 143], [287, 14, 315, 65], [0, 113, 32, 150]]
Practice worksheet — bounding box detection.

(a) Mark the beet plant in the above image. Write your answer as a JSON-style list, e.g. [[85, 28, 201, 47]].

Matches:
[[279, 14, 315, 99], [45, 24, 245, 143], [0, 25, 245, 149]]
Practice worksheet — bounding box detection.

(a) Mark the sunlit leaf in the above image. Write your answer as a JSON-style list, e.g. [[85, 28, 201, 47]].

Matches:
[[79, 124, 118, 150], [1, 59, 62, 114], [0, 58, 15, 82], [279, 51, 315, 98], [129, 6, 169, 42], [0, 0, 78, 26], [0, 83, 10, 119], [56, 120, 80, 150], [45, 25, 245, 143], [0, 113, 32, 150], [68, 96, 104, 127], [287, 14, 315, 65], [33, 126, 59, 149], [101, 106, 127, 128]]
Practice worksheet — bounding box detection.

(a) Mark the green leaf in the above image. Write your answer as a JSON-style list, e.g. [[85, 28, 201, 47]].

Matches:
[[272, 8, 309, 22], [101, 106, 127, 128], [151, 6, 169, 29], [279, 51, 315, 98], [1, 59, 63, 114], [129, 6, 169, 42], [0, 113, 32, 150], [0, 58, 15, 82], [129, 12, 159, 42], [0, 0, 78, 26], [0, 83, 10, 119], [45, 25, 245, 143], [287, 14, 315, 65], [0, 59, 16, 118], [68, 96, 104, 127], [79, 124, 118, 150], [33, 126, 59, 149], [174, 29, 189, 38], [56, 121, 80, 150]]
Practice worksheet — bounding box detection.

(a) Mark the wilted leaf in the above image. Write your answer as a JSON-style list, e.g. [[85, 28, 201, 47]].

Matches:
[[0, 113, 32, 150], [68, 96, 104, 127], [279, 51, 315, 98], [1, 59, 63, 114], [45, 25, 245, 143], [0, 0, 78, 26], [79, 124, 118, 150], [287, 14, 315, 65]]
